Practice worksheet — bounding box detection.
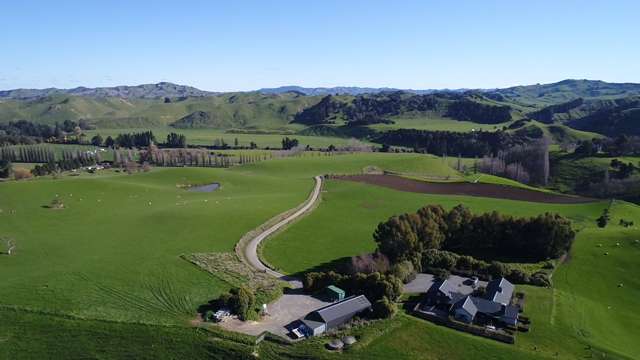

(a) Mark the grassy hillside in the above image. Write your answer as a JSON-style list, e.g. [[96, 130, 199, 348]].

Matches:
[[495, 79, 640, 106], [0, 92, 322, 129]]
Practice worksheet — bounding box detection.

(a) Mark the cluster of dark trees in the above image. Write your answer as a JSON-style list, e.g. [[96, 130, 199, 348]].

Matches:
[[574, 135, 640, 157], [374, 129, 524, 157], [165, 132, 187, 148], [293, 95, 345, 125], [446, 99, 512, 124], [303, 271, 402, 319], [112, 131, 156, 148], [610, 159, 637, 179], [215, 286, 256, 321], [293, 92, 513, 126], [0, 145, 56, 163], [281, 137, 299, 150], [373, 204, 575, 266], [0, 119, 94, 145], [478, 138, 550, 185]]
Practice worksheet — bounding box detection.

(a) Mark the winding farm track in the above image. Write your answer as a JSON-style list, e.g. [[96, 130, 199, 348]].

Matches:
[[240, 176, 323, 287], [334, 174, 596, 204]]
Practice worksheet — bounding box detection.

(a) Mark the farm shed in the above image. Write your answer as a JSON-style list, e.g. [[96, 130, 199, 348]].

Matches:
[[301, 295, 372, 337], [324, 285, 345, 302]]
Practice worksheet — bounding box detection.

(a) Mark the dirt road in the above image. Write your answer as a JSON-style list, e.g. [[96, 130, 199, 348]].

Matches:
[[241, 176, 323, 287]]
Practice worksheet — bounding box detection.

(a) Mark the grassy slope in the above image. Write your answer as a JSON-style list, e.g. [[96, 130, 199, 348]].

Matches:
[[0, 93, 321, 129]]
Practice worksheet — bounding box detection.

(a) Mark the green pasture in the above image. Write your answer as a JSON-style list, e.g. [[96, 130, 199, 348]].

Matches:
[[84, 127, 369, 149], [370, 113, 508, 132], [1, 152, 639, 359], [263, 179, 606, 275]]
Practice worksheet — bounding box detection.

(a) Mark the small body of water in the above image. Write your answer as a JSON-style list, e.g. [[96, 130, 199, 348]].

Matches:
[[188, 183, 220, 193]]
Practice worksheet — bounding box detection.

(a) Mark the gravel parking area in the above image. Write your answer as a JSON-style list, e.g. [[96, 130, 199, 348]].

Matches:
[[218, 290, 329, 337]]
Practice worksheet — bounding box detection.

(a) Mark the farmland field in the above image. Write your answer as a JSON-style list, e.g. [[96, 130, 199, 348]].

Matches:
[[84, 127, 370, 149], [1, 152, 639, 359], [263, 179, 640, 359]]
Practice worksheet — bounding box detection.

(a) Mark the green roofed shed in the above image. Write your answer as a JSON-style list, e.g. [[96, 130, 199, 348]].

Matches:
[[325, 285, 345, 302]]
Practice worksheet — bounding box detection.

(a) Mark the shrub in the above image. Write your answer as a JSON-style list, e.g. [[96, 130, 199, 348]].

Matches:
[[13, 167, 32, 180], [431, 267, 450, 280], [506, 268, 530, 283], [233, 286, 255, 321], [217, 286, 256, 321], [371, 296, 397, 319], [349, 252, 391, 275], [0, 159, 12, 178], [529, 272, 551, 287], [456, 255, 475, 271], [204, 310, 216, 322], [488, 261, 508, 278], [390, 260, 416, 284]]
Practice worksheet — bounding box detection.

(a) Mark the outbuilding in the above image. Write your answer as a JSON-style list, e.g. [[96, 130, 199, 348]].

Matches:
[[300, 295, 372, 337], [324, 285, 346, 302]]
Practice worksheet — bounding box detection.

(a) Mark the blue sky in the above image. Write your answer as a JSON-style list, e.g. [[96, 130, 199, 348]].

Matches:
[[1, 0, 639, 91]]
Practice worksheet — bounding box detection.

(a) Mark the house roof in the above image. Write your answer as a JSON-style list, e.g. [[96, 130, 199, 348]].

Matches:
[[451, 295, 478, 317], [301, 318, 325, 330], [470, 296, 503, 315], [485, 277, 514, 305], [309, 295, 372, 323], [426, 279, 457, 300], [502, 305, 519, 321]]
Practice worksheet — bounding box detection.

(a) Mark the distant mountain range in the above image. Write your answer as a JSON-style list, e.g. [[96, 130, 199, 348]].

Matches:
[[256, 86, 453, 96], [0, 82, 216, 100], [1, 79, 640, 137], [2, 79, 640, 100]]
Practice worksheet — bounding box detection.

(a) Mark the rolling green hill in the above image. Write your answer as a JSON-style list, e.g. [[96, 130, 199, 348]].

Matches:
[[2, 79, 640, 139], [0, 92, 322, 130]]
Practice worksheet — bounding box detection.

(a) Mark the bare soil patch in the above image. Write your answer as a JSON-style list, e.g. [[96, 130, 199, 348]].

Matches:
[[333, 174, 595, 204]]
